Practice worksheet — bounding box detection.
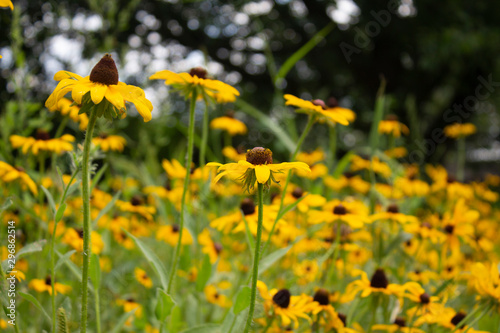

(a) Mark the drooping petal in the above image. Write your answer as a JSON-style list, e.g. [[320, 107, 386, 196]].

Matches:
[[254, 165, 271, 183], [104, 86, 126, 109], [90, 84, 107, 104]]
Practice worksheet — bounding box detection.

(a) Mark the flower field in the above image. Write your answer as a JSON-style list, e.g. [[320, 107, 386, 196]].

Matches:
[[1, 1, 500, 333]]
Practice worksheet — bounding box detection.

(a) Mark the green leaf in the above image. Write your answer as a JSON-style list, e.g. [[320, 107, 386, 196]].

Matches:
[[55, 250, 76, 271], [332, 151, 355, 178], [89, 254, 101, 289], [109, 309, 137, 333], [55, 203, 67, 223], [40, 186, 56, 214], [274, 21, 335, 85], [233, 287, 251, 315], [2, 239, 47, 270], [19, 292, 51, 322], [155, 288, 176, 322], [0, 197, 13, 212], [196, 255, 212, 292], [235, 99, 295, 153], [179, 324, 220, 333], [258, 243, 293, 275], [92, 191, 120, 228], [168, 306, 184, 332], [123, 230, 169, 290]]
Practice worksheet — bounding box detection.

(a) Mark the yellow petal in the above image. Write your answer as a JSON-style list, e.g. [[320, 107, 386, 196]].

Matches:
[[91, 84, 107, 104], [105, 86, 125, 109], [254, 165, 270, 183]]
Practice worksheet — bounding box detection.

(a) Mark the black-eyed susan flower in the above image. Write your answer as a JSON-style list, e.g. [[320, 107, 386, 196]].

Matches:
[[198, 229, 222, 264], [207, 147, 310, 191], [116, 298, 143, 318], [350, 155, 391, 178], [204, 284, 232, 308], [156, 224, 193, 247], [0, 0, 13, 10], [0, 161, 38, 195], [371, 318, 425, 333], [150, 67, 239, 103], [116, 196, 156, 221], [48, 97, 89, 130], [378, 115, 409, 138], [134, 267, 153, 288], [62, 228, 104, 254], [222, 146, 246, 162], [10, 131, 75, 155], [210, 114, 247, 136], [470, 261, 500, 304], [293, 260, 319, 285], [284, 94, 350, 126], [370, 204, 419, 225], [444, 123, 476, 139], [92, 133, 126, 152], [437, 309, 490, 333], [257, 281, 315, 328], [343, 268, 405, 301], [29, 276, 71, 295], [308, 200, 370, 229], [45, 54, 153, 122]]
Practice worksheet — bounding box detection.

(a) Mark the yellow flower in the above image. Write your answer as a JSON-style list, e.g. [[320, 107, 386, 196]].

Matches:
[[45, 54, 153, 122], [62, 228, 104, 254], [204, 284, 232, 308], [284, 94, 350, 126], [296, 149, 325, 165], [210, 116, 247, 136], [308, 200, 370, 229], [372, 321, 425, 333], [207, 147, 310, 191], [29, 276, 71, 295], [470, 261, 500, 303], [198, 229, 221, 264], [384, 146, 408, 158], [134, 267, 153, 288], [0, 0, 13, 10], [117, 298, 143, 318], [10, 131, 74, 155], [222, 146, 246, 162], [444, 123, 476, 138], [92, 134, 126, 152], [116, 196, 156, 221], [48, 97, 89, 130], [350, 155, 391, 178], [378, 116, 409, 137], [150, 67, 239, 103], [257, 281, 316, 328], [343, 269, 405, 302], [156, 224, 193, 246], [0, 161, 38, 195], [293, 260, 319, 285]]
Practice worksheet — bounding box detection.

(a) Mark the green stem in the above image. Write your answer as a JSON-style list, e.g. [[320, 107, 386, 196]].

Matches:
[[329, 126, 337, 171], [167, 92, 197, 293], [367, 295, 380, 333], [80, 109, 98, 333], [457, 137, 466, 182], [261, 115, 315, 256], [244, 183, 264, 333], [95, 289, 101, 333], [51, 169, 80, 333], [199, 101, 209, 167]]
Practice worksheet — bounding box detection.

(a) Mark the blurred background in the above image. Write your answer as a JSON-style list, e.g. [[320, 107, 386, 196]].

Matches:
[[1, 0, 499, 179]]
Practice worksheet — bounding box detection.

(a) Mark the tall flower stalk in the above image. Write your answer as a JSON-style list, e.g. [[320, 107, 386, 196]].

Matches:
[[45, 54, 153, 332], [167, 91, 197, 293]]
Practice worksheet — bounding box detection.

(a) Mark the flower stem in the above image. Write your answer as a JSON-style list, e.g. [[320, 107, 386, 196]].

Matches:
[[329, 126, 337, 171], [199, 100, 209, 167], [51, 169, 79, 333], [261, 115, 315, 257], [80, 109, 98, 333], [167, 92, 197, 293], [244, 183, 264, 333]]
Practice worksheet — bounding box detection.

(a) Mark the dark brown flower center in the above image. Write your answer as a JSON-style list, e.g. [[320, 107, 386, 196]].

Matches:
[[172, 224, 180, 233], [189, 67, 207, 79], [338, 313, 347, 326], [89, 54, 119, 86], [444, 224, 455, 234], [246, 147, 273, 165], [36, 129, 51, 141], [451, 311, 466, 327], [370, 268, 389, 288], [387, 204, 399, 213], [421, 222, 432, 229], [313, 289, 330, 306], [385, 114, 399, 121], [292, 187, 304, 199], [333, 204, 347, 215], [447, 175, 456, 184], [126, 297, 135, 303], [240, 198, 255, 215], [394, 317, 406, 327], [272, 289, 291, 308], [130, 196, 143, 206], [99, 133, 109, 139], [225, 110, 235, 118], [15, 166, 25, 172], [419, 293, 430, 304], [75, 228, 84, 239], [213, 243, 223, 254], [45, 275, 52, 286], [311, 99, 327, 110], [343, 172, 355, 179]]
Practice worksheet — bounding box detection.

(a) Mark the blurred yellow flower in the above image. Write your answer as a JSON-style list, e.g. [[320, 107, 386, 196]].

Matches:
[[92, 134, 126, 152], [10, 131, 74, 155], [210, 115, 247, 136], [0, 161, 38, 195], [444, 123, 476, 138]]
